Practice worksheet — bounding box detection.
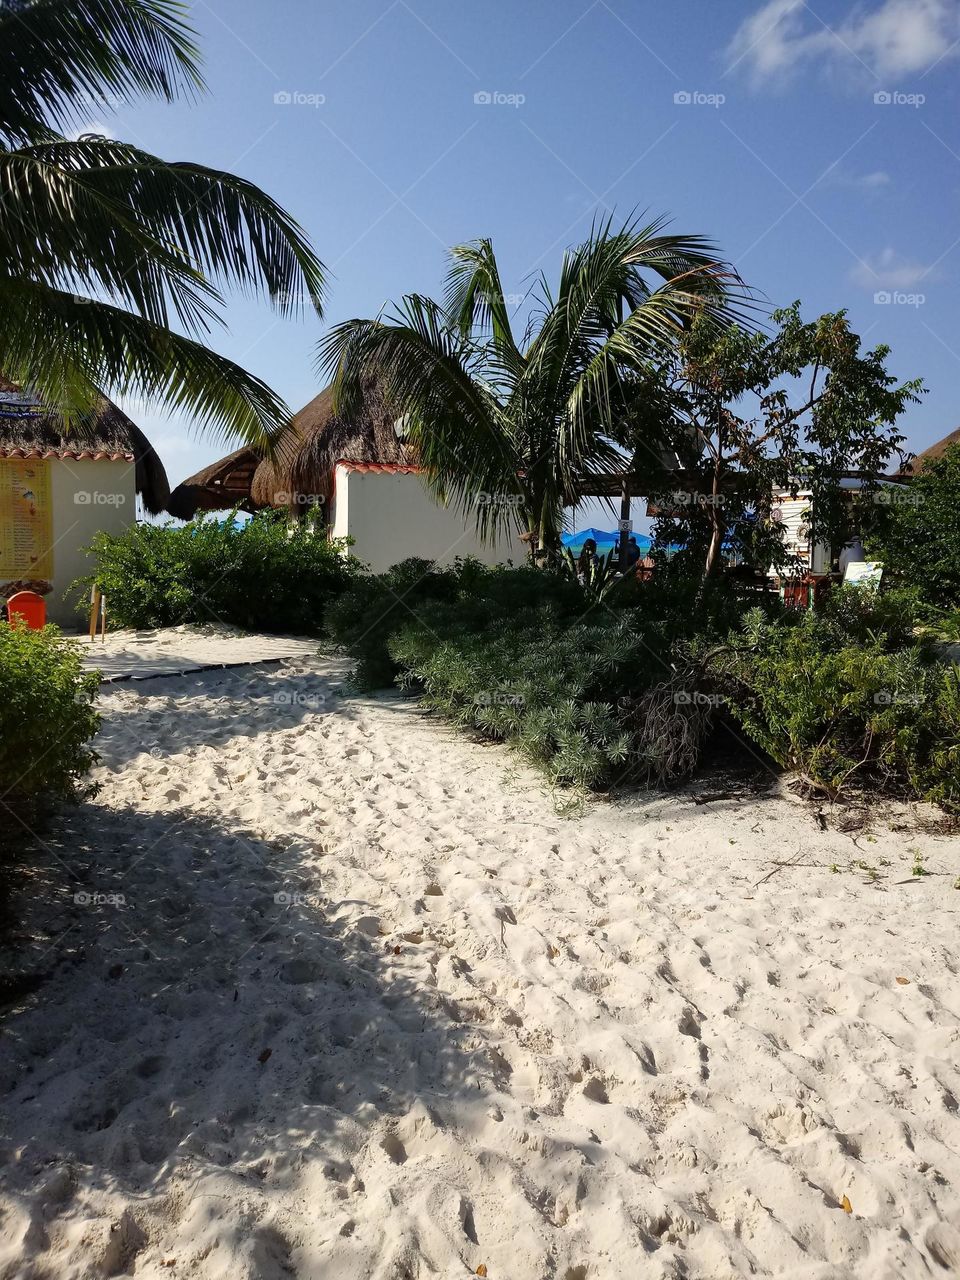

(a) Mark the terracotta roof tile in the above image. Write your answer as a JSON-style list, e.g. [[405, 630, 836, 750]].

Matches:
[[0, 445, 134, 462], [335, 460, 422, 475]]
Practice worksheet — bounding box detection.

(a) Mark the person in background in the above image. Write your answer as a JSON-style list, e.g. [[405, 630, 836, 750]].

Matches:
[[576, 538, 599, 585], [626, 537, 642, 569]]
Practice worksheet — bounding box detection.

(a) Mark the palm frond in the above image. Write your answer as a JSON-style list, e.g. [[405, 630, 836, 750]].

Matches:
[[0, 277, 292, 450], [444, 238, 522, 369], [3, 137, 325, 321], [0, 142, 220, 333], [319, 299, 522, 541], [0, 0, 202, 143]]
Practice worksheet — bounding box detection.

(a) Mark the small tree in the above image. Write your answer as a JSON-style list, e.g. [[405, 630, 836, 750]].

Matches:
[[868, 442, 960, 609], [320, 216, 747, 563], [637, 304, 922, 584]]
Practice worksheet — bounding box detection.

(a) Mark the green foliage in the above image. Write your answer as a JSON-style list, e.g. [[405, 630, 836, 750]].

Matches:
[[867, 442, 960, 610], [0, 0, 325, 446], [326, 557, 588, 690], [560, 546, 625, 600], [717, 591, 959, 807], [83, 512, 360, 633], [320, 215, 748, 558], [388, 606, 652, 791], [326, 558, 777, 791], [815, 583, 922, 648], [329, 558, 667, 789], [330, 561, 960, 807], [0, 622, 100, 814], [644, 304, 922, 580]]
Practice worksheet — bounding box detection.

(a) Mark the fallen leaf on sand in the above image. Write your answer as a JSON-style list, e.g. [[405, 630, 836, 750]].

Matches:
[[548, 944, 560, 959], [896, 976, 910, 985], [840, 1195, 853, 1214], [476, 1267, 488, 1277], [258, 1048, 272, 1065]]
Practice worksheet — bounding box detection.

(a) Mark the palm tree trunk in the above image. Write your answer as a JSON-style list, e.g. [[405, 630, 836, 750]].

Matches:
[[699, 457, 725, 594]]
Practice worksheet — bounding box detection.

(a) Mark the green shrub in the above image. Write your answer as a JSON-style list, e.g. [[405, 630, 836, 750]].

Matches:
[[388, 605, 660, 790], [717, 600, 959, 806], [326, 557, 771, 692], [325, 558, 588, 691], [345, 565, 687, 790], [325, 558, 786, 791], [815, 583, 922, 649], [82, 512, 361, 634], [867, 441, 960, 609], [0, 624, 100, 815]]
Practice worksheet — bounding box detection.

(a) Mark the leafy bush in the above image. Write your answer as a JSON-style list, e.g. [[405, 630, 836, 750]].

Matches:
[[327, 557, 775, 690], [326, 558, 589, 690], [388, 605, 657, 790], [82, 512, 361, 634], [0, 624, 100, 816], [716, 597, 959, 806], [814, 583, 922, 649], [868, 442, 960, 609], [330, 562, 960, 805], [325, 558, 787, 791]]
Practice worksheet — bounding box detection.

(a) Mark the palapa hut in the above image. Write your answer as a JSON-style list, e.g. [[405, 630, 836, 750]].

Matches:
[[168, 382, 519, 570], [0, 378, 169, 626], [165, 445, 262, 520], [904, 428, 960, 473]]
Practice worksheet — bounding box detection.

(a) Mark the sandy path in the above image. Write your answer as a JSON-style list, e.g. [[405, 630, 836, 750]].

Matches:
[[1, 656, 959, 1279]]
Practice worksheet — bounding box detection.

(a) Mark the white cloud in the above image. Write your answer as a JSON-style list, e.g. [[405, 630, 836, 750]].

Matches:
[[728, 0, 960, 81], [849, 248, 935, 289], [824, 169, 892, 189]]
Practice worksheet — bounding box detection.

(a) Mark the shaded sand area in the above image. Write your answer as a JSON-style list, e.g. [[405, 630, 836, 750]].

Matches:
[[2, 648, 960, 1278]]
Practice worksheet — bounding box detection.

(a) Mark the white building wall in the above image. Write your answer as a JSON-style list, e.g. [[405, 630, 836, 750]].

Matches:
[[48, 459, 136, 627], [771, 490, 831, 576], [332, 467, 520, 571]]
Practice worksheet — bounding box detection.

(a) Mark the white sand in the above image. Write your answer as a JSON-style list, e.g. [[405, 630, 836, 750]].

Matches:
[[1, 647, 960, 1279]]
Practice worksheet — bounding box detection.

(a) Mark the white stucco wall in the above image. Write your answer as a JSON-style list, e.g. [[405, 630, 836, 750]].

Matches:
[[771, 490, 831, 576], [330, 467, 520, 571], [48, 459, 136, 627]]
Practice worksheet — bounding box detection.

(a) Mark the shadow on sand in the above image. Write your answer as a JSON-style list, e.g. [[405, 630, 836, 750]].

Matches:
[[0, 802, 490, 1270]]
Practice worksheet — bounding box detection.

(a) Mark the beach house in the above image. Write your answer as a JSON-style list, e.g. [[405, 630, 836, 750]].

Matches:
[[0, 381, 169, 626], [168, 382, 520, 570]]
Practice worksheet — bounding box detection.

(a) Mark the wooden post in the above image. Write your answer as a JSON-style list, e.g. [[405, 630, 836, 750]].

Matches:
[[88, 587, 101, 642], [618, 476, 631, 574]]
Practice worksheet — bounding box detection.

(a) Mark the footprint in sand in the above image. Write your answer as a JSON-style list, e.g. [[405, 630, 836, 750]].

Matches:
[[380, 1132, 408, 1164], [582, 1076, 610, 1104]]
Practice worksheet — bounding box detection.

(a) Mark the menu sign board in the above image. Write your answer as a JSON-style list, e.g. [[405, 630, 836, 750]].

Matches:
[[843, 560, 884, 590], [0, 459, 54, 580]]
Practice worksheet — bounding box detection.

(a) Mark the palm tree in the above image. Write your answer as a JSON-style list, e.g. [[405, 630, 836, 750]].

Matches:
[[0, 0, 326, 448], [319, 216, 744, 560]]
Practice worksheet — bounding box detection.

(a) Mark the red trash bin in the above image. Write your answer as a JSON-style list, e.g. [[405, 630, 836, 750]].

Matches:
[[6, 590, 46, 629]]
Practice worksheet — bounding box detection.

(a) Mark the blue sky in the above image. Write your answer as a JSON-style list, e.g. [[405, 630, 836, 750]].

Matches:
[[88, 0, 960, 526]]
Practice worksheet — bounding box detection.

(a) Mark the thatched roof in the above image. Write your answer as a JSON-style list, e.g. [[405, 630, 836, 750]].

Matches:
[[906, 428, 960, 473], [165, 445, 261, 520], [168, 381, 416, 518], [0, 378, 170, 514]]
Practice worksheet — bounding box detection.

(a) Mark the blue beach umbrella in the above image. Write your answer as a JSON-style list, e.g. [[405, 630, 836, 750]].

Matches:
[[561, 527, 619, 552]]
